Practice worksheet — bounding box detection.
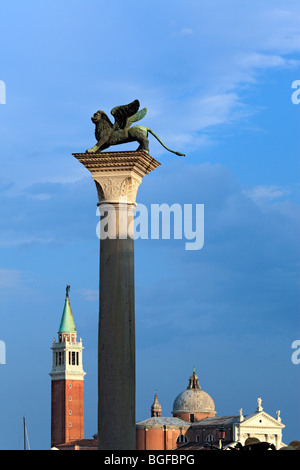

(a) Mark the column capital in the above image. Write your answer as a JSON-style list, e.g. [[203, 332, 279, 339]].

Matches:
[[73, 150, 160, 204]]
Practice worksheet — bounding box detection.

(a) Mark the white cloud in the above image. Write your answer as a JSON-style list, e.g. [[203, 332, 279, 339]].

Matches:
[[0, 269, 25, 289], [79, 288, 98, 302], [27, 193, 52, 201], [191, 93, 245, 129], [259, 6, 300, 54], [238, 53, 299, 70], [171, 27, 195, 37], [0, 236, 54, 247], [148, 91, 251, 155], [243, 185, 291, 202]]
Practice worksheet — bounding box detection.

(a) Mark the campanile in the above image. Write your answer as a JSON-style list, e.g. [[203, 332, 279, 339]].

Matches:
[[50, 286, 86, 448]]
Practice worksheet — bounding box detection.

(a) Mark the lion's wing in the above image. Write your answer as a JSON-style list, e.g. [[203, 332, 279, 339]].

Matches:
[[111, 100, 140, 130], [126, 107, 147, 128]]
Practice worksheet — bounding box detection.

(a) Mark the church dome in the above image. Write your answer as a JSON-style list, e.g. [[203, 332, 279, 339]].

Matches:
[[172, 369, 216, 418]]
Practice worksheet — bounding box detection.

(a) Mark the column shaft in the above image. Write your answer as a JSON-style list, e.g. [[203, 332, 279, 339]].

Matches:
[[98, 203, 135, 450]]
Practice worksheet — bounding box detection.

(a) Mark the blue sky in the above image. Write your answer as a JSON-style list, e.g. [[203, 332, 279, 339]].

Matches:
[[0, 0, 299, 449]]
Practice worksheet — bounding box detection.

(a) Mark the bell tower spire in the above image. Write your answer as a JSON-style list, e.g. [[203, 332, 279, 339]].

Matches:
[[58, 285, 76, 343], [50, 286, 86, 448], [151, 391, 162, 417]]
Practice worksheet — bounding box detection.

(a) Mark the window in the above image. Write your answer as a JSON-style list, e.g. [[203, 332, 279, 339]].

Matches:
[[206, 435, 214, 442], [57, 351, 64, 366], [190, 414, 195, 423], [71, 351, 76, 365], [196, 435, 200, 442], [69, 351, 79, 365], [177, 434, 188, 443]]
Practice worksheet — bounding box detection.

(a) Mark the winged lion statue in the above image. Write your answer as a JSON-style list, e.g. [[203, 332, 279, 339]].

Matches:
[[85, 99, 185, 156]]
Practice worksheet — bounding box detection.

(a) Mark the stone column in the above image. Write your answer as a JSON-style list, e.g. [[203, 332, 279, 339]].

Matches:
[[73, 151, 160, 450]]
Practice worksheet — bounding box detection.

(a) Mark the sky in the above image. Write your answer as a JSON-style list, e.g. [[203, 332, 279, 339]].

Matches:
[[0, 0, 299, 450]]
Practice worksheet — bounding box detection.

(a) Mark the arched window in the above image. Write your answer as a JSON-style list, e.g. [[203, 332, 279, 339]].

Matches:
[[177, 434, 188, 444]]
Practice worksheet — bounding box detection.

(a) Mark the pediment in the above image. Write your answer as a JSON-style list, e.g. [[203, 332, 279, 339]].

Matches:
[[241, 411, 284, 429]]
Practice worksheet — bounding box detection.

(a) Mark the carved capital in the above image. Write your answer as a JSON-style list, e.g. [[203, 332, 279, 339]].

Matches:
[[73, 151, 160, 204], [94, 174, 141, 204]]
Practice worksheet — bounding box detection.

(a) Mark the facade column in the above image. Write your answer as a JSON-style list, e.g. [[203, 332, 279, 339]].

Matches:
[[73, 151, 160, 450]]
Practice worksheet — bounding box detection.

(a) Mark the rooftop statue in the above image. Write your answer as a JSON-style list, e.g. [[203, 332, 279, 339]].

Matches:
[[85, 99, 185, 156]]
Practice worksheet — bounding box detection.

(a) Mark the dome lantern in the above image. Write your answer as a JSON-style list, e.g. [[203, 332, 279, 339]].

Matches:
[[151, 391, 162, 417], [187, 368, 201, 390]]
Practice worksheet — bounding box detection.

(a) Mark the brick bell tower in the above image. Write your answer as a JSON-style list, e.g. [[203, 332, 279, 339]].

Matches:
[[50, 285, 86, 448]]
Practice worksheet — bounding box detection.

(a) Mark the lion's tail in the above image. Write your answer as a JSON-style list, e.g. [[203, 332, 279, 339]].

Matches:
[[147, 128, 185, 157]]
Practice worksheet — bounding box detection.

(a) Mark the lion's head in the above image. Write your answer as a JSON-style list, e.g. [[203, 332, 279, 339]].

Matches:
[[91, 111, 114, 142], [91, 110, 113, 127], [91, 110, 104, 123]]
